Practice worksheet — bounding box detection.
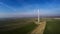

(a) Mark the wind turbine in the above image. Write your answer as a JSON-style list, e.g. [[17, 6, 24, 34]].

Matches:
[[34, 9, 40, 24], [38, 9, 40, 24]]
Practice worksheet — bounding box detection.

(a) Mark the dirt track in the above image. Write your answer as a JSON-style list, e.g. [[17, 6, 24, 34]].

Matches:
[[31, 21, 46, 34]]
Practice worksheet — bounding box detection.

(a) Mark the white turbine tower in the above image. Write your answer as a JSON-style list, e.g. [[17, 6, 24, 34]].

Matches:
[[38, 9, 40, 24], [34, 9, 40, 24]]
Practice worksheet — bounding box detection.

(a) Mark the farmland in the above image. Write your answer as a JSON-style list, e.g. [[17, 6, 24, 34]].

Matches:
[[0, 18, 60, 34], [44, 18, 60, 34], [0, 18, 37, 34]]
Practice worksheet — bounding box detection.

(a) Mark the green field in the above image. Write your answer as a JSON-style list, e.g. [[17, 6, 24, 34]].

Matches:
[[0, 18, 37, 34], [1, 18, 60, 34], [0, 23, 37, 34], [44, 19, 60, 34]]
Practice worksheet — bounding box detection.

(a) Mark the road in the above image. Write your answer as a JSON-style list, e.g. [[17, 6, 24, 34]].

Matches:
[[31, 21, 46, 34]]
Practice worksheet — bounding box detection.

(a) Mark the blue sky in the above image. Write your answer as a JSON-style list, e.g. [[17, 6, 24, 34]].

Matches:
[[0, 0, 60, 18]]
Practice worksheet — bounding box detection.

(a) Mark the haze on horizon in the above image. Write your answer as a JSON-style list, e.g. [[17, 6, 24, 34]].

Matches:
[[0, 0, 60, 18]]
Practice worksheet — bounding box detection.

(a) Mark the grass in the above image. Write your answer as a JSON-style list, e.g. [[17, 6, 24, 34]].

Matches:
[[0, 22, 37, 34], [0, 18, 38, 34], [44, 19, 60, 34]]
